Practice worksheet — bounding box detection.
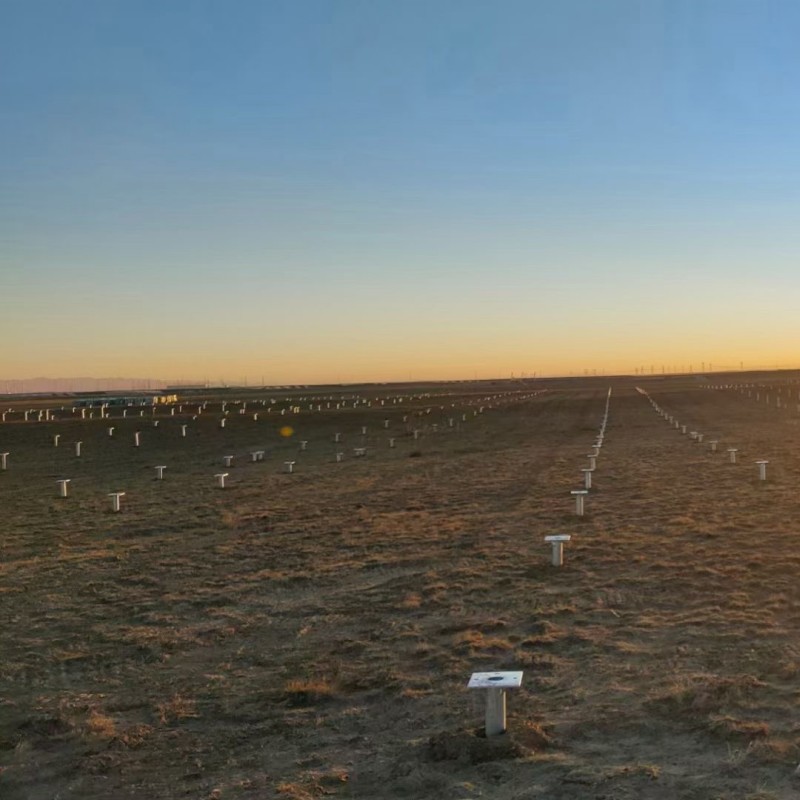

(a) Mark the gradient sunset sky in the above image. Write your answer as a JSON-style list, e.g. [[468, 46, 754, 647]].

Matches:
[[4, 1, 800, 384]]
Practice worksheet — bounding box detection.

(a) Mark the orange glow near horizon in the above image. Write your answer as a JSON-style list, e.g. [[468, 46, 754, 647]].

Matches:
[[5, 334, 800, 387]]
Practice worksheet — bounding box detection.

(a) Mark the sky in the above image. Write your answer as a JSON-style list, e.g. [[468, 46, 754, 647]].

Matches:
[[4, 0, 800, 384]]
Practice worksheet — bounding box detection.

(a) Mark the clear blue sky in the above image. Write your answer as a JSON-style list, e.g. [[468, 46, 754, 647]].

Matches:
[[4, 1, 800, 382]]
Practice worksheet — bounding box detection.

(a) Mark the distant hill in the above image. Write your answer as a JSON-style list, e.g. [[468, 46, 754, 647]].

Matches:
[[0, 377, 167, 395]]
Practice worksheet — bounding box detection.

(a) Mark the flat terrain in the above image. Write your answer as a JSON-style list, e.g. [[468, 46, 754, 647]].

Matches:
[[2, 376, 800, 799]]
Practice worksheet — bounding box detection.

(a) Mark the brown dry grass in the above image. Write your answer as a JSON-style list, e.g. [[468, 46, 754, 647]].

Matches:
[[2, 375, 800, 798]]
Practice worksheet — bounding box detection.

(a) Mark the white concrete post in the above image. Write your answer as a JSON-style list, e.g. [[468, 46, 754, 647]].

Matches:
[[544, 534, 571, 566], [155, 466, 166, 480], [756, 460, 768, 480], [389, 437, 395, 448], [485, 688, 506, 735], [468, 672, 523, 737], [571, 489, 588, 516], [108, 427, 114, 437], [134, 432, 140, 447], [220, 419, 226, 429], [284, 461, 296, 473], [223, 455, 234, 467], [335, 452, 344, 462], [109, 492, 125, 512], [0, 452, 8, 470], [215, 472, 228, 488], [728, 448, 738, 464], [53, 434, 60, 447], [300, 441, 308, 451], [75, 441, 82, 457], [587, 455, 597, 470], [56, 478, 71, 498], [181, 425, 188, 437], [710, 440, 718, 452], [582, 468, 593, 490]]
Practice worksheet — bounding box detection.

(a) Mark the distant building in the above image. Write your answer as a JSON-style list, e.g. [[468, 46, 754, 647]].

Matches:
[[74, 392, 178, 407]]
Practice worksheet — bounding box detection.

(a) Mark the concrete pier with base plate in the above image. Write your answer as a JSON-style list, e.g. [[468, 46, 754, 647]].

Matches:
[[544, 534, 571, 567], [467, 671, 523, 737]]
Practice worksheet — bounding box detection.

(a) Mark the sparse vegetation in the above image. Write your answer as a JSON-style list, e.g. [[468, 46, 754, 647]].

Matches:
[[2, 377, 800, 797]]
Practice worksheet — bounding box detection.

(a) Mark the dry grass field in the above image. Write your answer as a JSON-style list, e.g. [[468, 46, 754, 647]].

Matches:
[[2, 375, 800, 799]]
